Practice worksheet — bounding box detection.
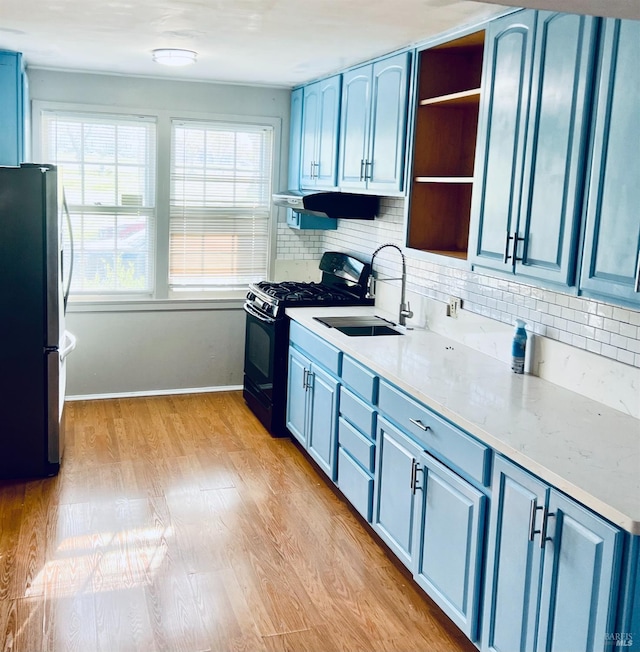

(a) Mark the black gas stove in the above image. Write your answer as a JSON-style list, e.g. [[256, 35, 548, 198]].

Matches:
[[243, 252, 373, 436]]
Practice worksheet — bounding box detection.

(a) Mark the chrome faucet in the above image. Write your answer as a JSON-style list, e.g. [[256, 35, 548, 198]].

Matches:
[[367, 243, 414, 326]]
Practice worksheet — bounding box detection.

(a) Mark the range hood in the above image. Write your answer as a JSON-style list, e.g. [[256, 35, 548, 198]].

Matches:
[[272, 190, 379, 220]]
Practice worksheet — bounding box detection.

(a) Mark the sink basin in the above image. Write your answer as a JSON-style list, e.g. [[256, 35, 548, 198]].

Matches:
[[335, 325, 403, 337], [313, 315, 404, 337]]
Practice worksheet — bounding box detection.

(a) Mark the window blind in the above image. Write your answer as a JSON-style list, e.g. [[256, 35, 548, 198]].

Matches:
[[41, 111, 157, 294], [169, 120, 273, 290]]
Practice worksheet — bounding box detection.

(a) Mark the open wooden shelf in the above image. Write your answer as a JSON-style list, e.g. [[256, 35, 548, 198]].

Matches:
[[415, 176, 474, 184], [425, 250, 468, 260], [419, 88, 481, 107], [407, 30, 485, 258]]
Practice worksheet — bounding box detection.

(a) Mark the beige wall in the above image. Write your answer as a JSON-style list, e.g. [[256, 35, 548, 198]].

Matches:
[[28, 68, 291, 397]]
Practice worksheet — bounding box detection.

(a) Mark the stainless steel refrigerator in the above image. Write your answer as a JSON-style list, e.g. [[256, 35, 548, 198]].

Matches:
[[0, 163, 76, 479]]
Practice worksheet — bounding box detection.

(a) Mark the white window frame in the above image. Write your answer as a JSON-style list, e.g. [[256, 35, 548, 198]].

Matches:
[[32, 100, 281, 310]]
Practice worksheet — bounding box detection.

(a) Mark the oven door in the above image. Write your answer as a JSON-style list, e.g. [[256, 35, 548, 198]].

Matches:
[[243, 302, 290, 436], [243, 303, 277, 399]]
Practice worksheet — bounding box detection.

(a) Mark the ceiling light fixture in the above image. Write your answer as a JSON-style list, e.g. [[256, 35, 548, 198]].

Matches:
[[152, 48, 197, 67]]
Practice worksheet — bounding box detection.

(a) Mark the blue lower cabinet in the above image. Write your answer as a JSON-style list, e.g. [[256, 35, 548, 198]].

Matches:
[[536, 490, 622, 652], [483, 456, 547, 652], [286, 344, 339, 480], [337, 446, 374, 522], [483, 456, 623, 652], [286, 346, 311, 447], [307, 364, 339, 478], [373, 416, 424, 569], [413, 452, 486, 642]]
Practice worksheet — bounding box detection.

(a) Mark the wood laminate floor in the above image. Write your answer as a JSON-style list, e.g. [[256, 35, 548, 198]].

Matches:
[[0, 392, 477, 652]]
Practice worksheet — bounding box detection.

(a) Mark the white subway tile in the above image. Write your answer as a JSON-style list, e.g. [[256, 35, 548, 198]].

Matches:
[[616, 349, 635, 365]]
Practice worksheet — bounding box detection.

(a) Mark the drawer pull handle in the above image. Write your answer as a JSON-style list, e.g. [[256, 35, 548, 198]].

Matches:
[[409, 418, 430, 431]]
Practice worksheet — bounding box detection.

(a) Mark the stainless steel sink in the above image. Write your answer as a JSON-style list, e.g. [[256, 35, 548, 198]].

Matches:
[[313, 315, 404, 337]]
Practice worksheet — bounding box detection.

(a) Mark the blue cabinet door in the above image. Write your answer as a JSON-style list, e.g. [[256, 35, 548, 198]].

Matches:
[[300, 76, 341, 190], [0, 51, 25, 166], [469, 11, 536, 273], [367, 52, 410, 194], [482, 456, 547, 652], [579, 19, 640, 308], [288, 87, 304, 191], [516, 12, 597, 286], [307, 363, 339, 480], [300, 82, 320, 188], [315, 75, 341, 190], [413, 452, 486, 642], [373, 416, 424, 569], [339, 53, 410, 193], [286, 346, 310, 446], [536, 490, 622, 652], [338, 65, 371, 189]]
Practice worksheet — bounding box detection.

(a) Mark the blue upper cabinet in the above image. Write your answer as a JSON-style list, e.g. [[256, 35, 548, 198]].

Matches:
[[287, 87, 304, 191], [285, 86, 337, 230], [299, 75, 341, 190], [517, 12, 598, 287], [468, 11, 536, 273], [469, 11, 597, 288], [579, 19, 640, 308], [0, 51, 27, 166], [338, 52, 410, 195]]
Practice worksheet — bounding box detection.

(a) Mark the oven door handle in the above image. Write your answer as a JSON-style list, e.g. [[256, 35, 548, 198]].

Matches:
[[244, 301, 277, 324]]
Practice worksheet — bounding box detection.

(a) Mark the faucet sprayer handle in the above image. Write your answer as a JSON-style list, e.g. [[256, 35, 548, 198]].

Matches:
[[366, 274, 376, 299], [401, 301, 413, 320]]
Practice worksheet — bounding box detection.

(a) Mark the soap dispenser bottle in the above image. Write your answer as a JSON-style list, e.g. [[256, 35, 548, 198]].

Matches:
[[511, 319, 527, 374]]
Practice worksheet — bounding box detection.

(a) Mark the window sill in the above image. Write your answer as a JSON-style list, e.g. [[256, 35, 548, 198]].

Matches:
[[67, 295, 246, 313]]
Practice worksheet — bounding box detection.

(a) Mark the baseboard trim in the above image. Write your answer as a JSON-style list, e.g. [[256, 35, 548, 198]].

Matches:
[[67, 385, 243, 401]]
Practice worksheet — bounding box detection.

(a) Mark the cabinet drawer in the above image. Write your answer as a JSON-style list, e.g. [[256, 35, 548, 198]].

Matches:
[[337, 447, 374, 522], [340, 386, 376, 437], [341, 355, 378, 403], [290, 321, 341, 375], [378, 380, 490, 486], [338, 416, 375, 472]]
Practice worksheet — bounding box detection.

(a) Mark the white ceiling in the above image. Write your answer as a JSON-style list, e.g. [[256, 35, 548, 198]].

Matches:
[[0, 0, 637, 87]]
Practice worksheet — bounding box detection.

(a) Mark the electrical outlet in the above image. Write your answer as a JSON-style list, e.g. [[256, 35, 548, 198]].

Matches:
[[447, 296, 461, 318]]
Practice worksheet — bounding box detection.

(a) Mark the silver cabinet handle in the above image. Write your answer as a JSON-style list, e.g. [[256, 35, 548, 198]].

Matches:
[[409, 418, 430, 431], [634, 253, 640, 293], [528, 500, 544, 542], [514, 232, 525, 262], [302, 368, 308, 389], [540, 510, 554, 549], [503, 232, 514, 263], [359, 159, 366, 182], [410, 459, 417, 494], [364, 159, 372, 180]]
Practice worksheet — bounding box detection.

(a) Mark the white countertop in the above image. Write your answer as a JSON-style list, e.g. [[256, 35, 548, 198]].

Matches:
[[286, 306, 640, 535]]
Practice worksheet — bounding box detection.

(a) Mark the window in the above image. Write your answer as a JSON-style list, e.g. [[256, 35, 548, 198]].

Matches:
[[41, 111, 157, 295], [169, 120, 273, 291]]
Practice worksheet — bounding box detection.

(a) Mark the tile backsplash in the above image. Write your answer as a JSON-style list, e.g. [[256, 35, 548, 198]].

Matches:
[[276, 197, 640, 370]]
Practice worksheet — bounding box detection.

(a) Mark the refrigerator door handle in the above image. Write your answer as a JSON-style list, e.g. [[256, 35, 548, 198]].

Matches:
[[60, 331, 77, 361], [62, 191, 74, 312]]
